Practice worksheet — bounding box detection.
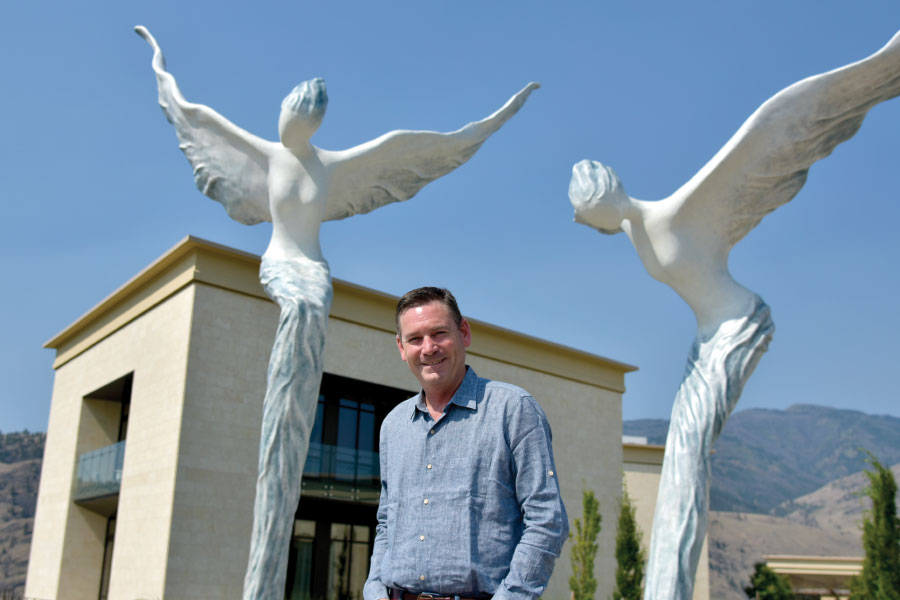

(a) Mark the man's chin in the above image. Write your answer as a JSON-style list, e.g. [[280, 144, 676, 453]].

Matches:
[[418, 369, 445, 382], [417, 362, 445, 376]]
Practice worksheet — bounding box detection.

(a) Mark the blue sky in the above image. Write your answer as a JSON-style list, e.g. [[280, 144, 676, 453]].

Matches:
[[3, 2, 899, 433]]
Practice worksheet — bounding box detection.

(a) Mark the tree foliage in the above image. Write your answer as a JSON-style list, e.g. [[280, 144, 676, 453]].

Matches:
[[850, 454, 900, 599], [0, 432, 45, 464], [612, 484, 644, 600], [569, 488, 602, 600], [743, 562, 793, 600]]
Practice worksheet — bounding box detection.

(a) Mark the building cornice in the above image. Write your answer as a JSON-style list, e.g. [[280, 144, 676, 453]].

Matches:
[[623, 443, 665, 465], [764, 555, 863, 575], [46, 236, 636, 391]]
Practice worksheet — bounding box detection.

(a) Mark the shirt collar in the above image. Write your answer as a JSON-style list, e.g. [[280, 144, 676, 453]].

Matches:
[[412, 366, 479, 419]]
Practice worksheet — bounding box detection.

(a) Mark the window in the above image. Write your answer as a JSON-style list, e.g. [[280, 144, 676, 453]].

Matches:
[[97, 515, 116, 600], [285, 504, 377, 600], [302, 373, 410, 503], [285, 520, 316, 600], [288, 373, 411, 600], [327, 523, 370, 600]]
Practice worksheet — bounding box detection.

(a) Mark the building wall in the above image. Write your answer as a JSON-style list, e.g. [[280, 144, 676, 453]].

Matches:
[[624, 446, 710, 600], [26, 286, 196, 600], [28, 238, 632, 600], [163, 283, 277, 598], [766, 555, 861, 599]]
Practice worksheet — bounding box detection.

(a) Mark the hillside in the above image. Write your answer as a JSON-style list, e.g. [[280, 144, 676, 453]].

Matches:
[[0, 432, 44, 596], [619, 418, 668, 446], [0, 434, 43, 465], [780, 463, 900, 536], [625, 404, 900, 513], [709, 464, 900, 598], [708, 510, 861, 599]]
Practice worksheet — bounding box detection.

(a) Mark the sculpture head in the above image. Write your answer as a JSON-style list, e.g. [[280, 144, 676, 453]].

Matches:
[[278, 78, 328, 149], [569, 159, 629, 234]]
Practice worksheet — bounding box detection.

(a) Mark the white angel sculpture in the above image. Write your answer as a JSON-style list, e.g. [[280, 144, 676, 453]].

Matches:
[[136, 26, 539, 600], [570, 30, 900, 600]]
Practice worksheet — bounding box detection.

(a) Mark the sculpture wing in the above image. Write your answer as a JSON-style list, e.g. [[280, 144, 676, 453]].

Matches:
[[673, 30, 900, 248], [320, 83, 539, 221], [136, 26, 274, 225]]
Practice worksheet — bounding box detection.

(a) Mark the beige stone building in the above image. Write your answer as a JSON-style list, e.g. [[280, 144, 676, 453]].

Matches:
[[25, 236, 707, 600], [622, 440, 709, 600], [765, 555, 862, 600]]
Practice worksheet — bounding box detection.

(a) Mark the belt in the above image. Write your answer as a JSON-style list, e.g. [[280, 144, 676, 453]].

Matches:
[[389, 588, 491, 600]]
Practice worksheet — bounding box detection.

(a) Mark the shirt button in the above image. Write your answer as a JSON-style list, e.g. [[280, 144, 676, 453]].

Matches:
[[430, 429, 435, 435], [426, 464, 432, 469], [423, 498, 429, 505], [419, 575, 426, 581], [419, 535, 425, 541], [548, 470, 554, 476]]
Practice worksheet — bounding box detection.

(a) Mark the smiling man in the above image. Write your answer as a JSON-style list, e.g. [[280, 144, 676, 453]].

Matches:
[[364, 287, 569, 600]]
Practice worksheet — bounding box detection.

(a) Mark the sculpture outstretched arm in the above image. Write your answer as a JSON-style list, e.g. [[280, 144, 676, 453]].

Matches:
[[320, 82, 540, 221], [673, 29, 900, 249], [135, 26, 276, 225]]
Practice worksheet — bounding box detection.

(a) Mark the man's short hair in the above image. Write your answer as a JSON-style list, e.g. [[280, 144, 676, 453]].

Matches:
[[395, 287, 463, 334]]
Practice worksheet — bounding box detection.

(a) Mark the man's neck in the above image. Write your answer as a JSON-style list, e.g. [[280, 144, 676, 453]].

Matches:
[[424, 394, 451, 422], [422, 371, 466, 421]]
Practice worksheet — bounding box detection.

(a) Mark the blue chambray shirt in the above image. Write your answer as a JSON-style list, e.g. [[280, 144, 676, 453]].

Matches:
[[364, 367, 568, 600]]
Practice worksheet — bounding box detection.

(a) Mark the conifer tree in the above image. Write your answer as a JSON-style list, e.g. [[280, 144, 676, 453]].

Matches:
[[569, 489, 602, 600], [743, 562, 793, 599], [612, 484, 645, 600], [850, 455, 900, 600]]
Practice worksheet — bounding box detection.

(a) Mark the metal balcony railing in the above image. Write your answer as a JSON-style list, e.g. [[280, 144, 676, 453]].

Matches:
[[73, 441, 125, 501]]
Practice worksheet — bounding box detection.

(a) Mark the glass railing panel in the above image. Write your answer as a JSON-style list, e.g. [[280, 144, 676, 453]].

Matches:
[[303, 443, 379, 482], [74, 441, 125, 501], [302, 443, 380, 503]]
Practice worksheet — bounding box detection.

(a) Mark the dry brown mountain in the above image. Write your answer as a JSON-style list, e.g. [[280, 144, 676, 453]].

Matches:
[[779, 463, 900, 536], [709, 463, 900, 599], [0, 432, 43, 597], [709, 511, 860, 599]]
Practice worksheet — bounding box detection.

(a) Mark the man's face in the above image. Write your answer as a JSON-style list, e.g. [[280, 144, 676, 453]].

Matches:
[[396, 300, 471, 396]]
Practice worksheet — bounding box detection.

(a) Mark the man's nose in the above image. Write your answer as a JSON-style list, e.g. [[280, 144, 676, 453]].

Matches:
[[422, 336, 439, 353]]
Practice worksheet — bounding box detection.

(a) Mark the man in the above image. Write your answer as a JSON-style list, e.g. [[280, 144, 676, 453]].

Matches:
[[364, 287, 569, 600]]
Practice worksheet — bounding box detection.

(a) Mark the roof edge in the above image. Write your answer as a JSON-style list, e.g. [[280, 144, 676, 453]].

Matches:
[[46, 237, 637, 388]]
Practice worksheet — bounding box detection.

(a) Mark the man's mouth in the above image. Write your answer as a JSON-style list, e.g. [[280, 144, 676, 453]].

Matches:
[[422, 358, 445, 367]]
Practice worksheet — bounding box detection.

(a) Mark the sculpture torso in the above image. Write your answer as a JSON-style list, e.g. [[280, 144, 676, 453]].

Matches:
[[624, 199, 757, 336], [265, 147, 330, 263]]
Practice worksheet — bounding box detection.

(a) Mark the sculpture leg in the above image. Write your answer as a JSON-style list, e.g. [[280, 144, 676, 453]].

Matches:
[[643, 298, 773, 600], [243, 256, 332, 600]]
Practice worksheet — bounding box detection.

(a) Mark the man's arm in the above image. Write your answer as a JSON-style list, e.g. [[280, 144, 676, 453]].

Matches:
[[364, 428, 391, 600], [494, 396, 569, 600]]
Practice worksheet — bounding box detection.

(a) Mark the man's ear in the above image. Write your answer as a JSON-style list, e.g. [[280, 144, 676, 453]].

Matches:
[[460, 318, 472, 348], [396, 335, 408, 361]]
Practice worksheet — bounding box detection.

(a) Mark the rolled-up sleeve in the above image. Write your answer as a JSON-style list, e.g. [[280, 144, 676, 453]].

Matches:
[[493, 396, 569, 600]]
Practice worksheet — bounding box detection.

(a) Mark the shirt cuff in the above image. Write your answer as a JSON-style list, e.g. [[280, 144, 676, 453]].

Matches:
[[364, 580, 389, 600]]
